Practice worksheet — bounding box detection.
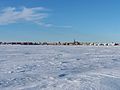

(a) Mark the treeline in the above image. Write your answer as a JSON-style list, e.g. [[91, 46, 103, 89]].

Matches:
[[0, 42, 119, 46]]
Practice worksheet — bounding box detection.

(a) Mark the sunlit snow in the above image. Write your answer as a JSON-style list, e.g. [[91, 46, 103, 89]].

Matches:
[[0, 45, 120, 90]]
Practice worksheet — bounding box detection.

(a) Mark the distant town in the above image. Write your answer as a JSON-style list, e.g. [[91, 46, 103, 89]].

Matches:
[[0, 41, 119, 46]]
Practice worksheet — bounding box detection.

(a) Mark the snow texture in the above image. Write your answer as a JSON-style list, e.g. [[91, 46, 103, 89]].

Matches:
[[0, 45, 120, 90]]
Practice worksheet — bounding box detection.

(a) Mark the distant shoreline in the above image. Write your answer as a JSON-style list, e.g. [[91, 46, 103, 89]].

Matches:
[[0, 42, 119, 46]]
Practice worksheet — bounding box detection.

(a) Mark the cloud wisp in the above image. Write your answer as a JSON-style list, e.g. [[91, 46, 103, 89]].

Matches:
[[0, 7, 72, 28], [0, 7, 48, 25], [37, 22, 72, 28]]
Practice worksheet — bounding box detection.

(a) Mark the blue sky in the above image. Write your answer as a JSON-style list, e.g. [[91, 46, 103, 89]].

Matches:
[[0, 0, 120, 42]]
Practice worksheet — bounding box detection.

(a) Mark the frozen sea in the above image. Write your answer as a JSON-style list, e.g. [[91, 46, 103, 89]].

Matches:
[[0, 45, 120, 90]]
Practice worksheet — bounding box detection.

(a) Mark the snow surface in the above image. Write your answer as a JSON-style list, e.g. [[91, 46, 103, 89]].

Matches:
[[0, 45, 120, 90]]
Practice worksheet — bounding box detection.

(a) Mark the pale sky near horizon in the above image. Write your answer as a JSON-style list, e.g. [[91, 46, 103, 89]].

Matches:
[[0, 0, 120, 42]]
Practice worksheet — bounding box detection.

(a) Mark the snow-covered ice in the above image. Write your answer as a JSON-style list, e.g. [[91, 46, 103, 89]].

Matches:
[[0, 45, 120, 90]]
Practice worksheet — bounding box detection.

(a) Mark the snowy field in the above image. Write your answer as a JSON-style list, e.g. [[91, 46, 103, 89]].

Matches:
[[0, 45, 120, 90]]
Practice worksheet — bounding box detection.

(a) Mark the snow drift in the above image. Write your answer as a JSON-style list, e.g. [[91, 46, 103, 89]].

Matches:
[[0, 45, 120, 90]]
